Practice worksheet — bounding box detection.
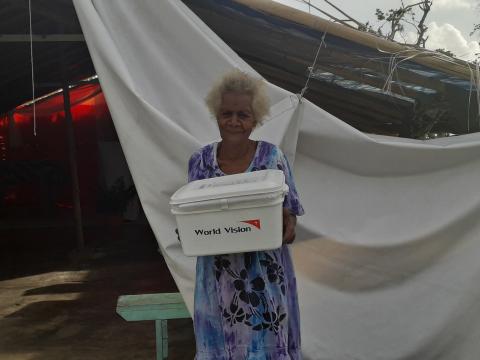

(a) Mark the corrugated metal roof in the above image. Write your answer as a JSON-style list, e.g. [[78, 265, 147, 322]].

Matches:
[[0, 0, 477, 137]]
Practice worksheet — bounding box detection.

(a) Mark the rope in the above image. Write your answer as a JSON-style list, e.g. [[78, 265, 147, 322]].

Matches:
[[28, 0, 36, 136], [376, 48, 423, 94], [299, 30, 327, 100]]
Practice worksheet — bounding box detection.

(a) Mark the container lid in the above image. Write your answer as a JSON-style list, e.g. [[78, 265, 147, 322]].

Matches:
[[170, 169, 286, 205]]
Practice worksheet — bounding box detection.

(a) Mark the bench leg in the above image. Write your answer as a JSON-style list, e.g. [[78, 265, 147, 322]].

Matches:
[[155, 320, 168, 360]]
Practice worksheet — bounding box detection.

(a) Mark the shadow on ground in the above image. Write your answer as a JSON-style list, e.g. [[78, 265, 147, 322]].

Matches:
[[0, 221, 196, 360]]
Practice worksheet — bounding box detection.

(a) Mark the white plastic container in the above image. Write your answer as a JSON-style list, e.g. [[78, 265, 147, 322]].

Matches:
[[170, 169, 288, 256]]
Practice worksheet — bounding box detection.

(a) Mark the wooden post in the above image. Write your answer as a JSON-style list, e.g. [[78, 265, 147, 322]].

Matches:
[[63, 84, 85, 251]]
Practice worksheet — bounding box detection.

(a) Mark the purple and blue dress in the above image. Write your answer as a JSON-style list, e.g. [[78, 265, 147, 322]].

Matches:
[[188, 141, 304, 360]]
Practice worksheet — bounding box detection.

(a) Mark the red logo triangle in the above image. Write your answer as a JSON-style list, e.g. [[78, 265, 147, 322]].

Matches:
[[241, 219, 261, 229]]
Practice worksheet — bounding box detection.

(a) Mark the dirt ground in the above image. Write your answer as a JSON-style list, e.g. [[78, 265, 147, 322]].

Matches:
[[0, 221, 196, 360]]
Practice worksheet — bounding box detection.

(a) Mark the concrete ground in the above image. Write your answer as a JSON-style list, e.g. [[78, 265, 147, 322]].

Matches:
[[0, 221, 196, 360]]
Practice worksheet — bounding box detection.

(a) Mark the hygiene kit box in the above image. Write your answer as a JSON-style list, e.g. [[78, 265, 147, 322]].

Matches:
[[170, 169, 288, 256]]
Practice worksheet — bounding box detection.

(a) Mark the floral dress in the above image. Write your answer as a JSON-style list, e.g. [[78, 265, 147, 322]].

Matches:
[[188, 141, 305, 360]]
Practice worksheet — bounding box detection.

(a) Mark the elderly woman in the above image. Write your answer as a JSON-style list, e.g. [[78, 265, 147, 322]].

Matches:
[[188, 70, 304, 360]]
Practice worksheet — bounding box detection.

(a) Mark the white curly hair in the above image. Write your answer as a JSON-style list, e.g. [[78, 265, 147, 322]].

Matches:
[[205, 69, 270, 126]]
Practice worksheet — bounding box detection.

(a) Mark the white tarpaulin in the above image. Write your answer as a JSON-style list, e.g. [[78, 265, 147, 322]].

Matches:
[[73, 0, 480, 358]]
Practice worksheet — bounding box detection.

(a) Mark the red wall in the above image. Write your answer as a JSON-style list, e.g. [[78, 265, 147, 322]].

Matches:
[[0, 83, 113, 219]]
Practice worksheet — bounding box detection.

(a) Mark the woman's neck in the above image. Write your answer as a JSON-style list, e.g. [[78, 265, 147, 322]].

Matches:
[[218, 139, 255, 161]]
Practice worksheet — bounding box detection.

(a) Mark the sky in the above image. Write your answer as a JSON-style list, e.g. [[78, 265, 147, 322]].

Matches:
[[272, 0, 480, 61]]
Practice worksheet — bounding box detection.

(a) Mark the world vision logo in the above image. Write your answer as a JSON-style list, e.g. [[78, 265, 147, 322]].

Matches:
[[240, 219, 261, 229], [193, 219, 261, 236]]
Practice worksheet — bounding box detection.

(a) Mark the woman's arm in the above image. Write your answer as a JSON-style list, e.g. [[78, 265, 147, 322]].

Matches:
[[282, 208, 297, 244]]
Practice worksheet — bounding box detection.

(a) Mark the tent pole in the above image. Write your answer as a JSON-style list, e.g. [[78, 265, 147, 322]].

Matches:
[[63, 83, 85, 251]]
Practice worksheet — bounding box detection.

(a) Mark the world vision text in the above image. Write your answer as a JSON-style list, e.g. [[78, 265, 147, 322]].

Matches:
[[194, 226, 253, 236]]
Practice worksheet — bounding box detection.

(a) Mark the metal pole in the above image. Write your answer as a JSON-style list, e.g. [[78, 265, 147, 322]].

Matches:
[[63, 84, 85, 251]]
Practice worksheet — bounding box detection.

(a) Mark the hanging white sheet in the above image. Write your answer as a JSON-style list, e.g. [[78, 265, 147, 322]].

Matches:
[[73, 0, 480, 359]]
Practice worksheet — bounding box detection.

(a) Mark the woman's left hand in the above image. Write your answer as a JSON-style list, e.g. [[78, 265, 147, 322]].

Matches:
[[282, 208, 297, 244]]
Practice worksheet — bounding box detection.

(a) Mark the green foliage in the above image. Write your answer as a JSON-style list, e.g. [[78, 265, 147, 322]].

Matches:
[[471, 2, 480, 36], [375, 8, 412, 23], [471, 23, 480, 36], [375, 9, 386, 21], [435, 48, 455, 58], [373, 1, 432, 46]]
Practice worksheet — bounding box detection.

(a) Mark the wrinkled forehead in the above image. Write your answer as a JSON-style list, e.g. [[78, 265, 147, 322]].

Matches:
[[220, 92, 253, 111]]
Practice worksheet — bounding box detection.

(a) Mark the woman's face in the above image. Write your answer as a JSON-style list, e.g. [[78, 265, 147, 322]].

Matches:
[[217, 92, 256, 143]]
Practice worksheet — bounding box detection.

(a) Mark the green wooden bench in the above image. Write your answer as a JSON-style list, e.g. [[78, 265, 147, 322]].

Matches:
[[116, 292, 191, 360]]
